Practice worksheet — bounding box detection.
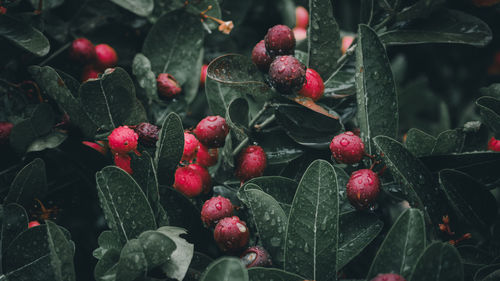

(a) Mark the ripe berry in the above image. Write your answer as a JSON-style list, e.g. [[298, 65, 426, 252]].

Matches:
[[81, 65, 101, 82], [182, 132, 199, 162], [188, 163, 212, 193], [28, 221, 41, 228], [95, 44, 118, 70], [214, 216, 249, 252], [200, 64, 208, 87], [292, 27, 307, 41], [201, 196, 234, 227], [108, 126, 139, 154], [341, 36, 355, 54], [173, 166, 203, 197], [195, 144, 218, 167], [82, 141, 108, 155], [295, 6, 309, 28], [0, 121, 13, 145], [329, 131, 365, 164], [346, 169, 380, 210], [488, 137, 500, 151], [251, 40, 273, 72], [268, 55, 306, 94], [157, 73, 182, 99], [264, 25, 296, 57], [114, 153, 132, 174], [193, 116, 229, 148], [69, 38, 96, 63], [240, 246, 272, 268], [298, 68, 324, 101], [134, 122, 160, 147], [370, 273, 406, 281], [235, 145, 267, 182]]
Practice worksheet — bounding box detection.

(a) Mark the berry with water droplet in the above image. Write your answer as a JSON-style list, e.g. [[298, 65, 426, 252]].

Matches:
[[298, 68, 324, 101], [28, 221, 41, 228], [269, 55, 306, 94], [264, 25, 296, 57], [235, 145, 267, 182], [114, 153, 132, 174], [173, 166, 203, 197], [488, 136, 500, 151], [214, 216, 249, 252], [329, 131, 365, 164], [201, 196, 234, 227], [157, 73, 182, 99], [193, 116, 229, 148], [295, 6, 309, 29], [195, 143, 218, 167], [251, 40, 273, 72], [108, 126, 139, 154], [95, 44, 118, 70], [240, 246, 272, 268], [69, 38, 96, 63], [182, 132, 199, 161], [188, 163, 212, 193], [0, 121, 13, 145], [134, 122, 160, 147], [370, 273, 406, 281], [347, 169, 380, 210]]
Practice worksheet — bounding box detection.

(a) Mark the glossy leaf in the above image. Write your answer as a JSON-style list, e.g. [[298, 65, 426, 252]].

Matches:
[[110, 0, 153, 17], [396, 0, 445, 21], [9, 103, 55, 152], [44, 220, 76, 281], [245, 176, 298, 205], [158, 226, 194, 281], [409, 242, 463, 281], [93, 230, 122, 259], [256, 131, 304, 165], [200, 257, 248, 281], [132, 53, 158, 104], [115, 239, 147, 281], [226, 98, 249, 142], [0, 15, 50, 56], [248, 267, 304, 281], [94, 248, 120, 280], [476, 96, 500, 137], [131, 152, 161, 221], [4, 158, 46, 207], [1, 203, 28, 254], [26, 132, 67, 153], [155, 112, 184, 186], [405, 128, 436, 157]]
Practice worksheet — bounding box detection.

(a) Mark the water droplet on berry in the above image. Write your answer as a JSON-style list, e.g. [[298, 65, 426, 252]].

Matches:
[[215, 202, 222, 210]]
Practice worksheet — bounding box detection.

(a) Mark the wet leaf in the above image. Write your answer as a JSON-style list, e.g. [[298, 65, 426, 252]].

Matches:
[[110, 0, 153, 17], [0, 15, 50, 56], [409, 242, 463, 281], [200, 257, 248, 281], [248, 267, 304, 281], [1, 203, 28, 254], [158, 226, 194, 281], [476, 96, 500, 138], [155, 112, 184, 186], [405, 128, 436, 157], [4, 158, 46, 208]]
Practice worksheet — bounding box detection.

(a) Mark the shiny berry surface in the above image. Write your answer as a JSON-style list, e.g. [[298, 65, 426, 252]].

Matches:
[[329, 131, 365, 164], [298, 68, 324, 101], [193, 116, 229, 148], [264, 25, 296, 57], [235, 145, 267, 182], [188, 163, 212, 193], [114, 153, 132, 174], [195, 144, 218, 167], [488, 136, 500, 151], [214, 216, 249, 252], [95, 44, 118, 69], [173, 166, 203, 197], [251, 40, 272, 72], [69, 38, 96, 63], [201, 196, 233, 227], [268, 55, 306, 94], [370, 273, 406, 281], [182, 132, 199, 162], [108, 126, 138, 154], [157, 73, 182, 99], [346, 169, 380, 210]]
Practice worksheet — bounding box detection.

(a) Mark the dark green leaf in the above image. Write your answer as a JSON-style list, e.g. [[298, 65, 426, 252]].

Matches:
[[256, 131, 304, 165], [0, 15, 50, 56], [93, 230, 122, 259], [226, 98, 249, 142], [157, 226, 194, 281], [1, 203, 28, 254], [94, 248, 120, 280], [155, 112, 184, 186], [248, 267, 304, 281], [200, 257, 248, 281], [431, 129, 465, 155], [396, 0, 445, 21], [110, 0, 153, 17], [115, 239, 147, 281], [139, 230, 177, 268], [405, 128, 436, 157], [131, 152, 161, 220], [276, 0, 295, 28], [476, 96, 500, 137], [409, 242, 463, 281], [45, 220, 76, 281], [474, 264, 500, 281], [27, 132, 67, 152], [9, 103, 55, 152], [245, 176, 298, 205], [5, 158, 46, 207], [4, 225, 51, 273], [183, 48, 204, 104]]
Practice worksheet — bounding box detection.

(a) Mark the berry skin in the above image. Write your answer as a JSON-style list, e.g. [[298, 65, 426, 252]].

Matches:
[[292, 27, 307, 41], [173, 166, 203, 197], [157, 73, 182, 99], [114, 153, 132, 174], [28, 221, 41, 228], [95, 44, 118, 70], [341, 36, 355, 54], [0, 121, 13, 145], [346, 169, 380, 210], [134, 122, 160, 147], [188, 163, 212, 193], [82, 141, 108, 155], [370, 273, 406, 281], [488, 137, 500, 151], [69, 38, 96, 63], [108, 126, 139, 154], [329, 131, 365, 164], [182, 132, 200, 162], [193, 116, 229, 148], [214, 216, 249, 252], [235, 145, 267, 182], [200, 64, 208, 87], [295, 6, 309, 28], [195, 144, 218, 167], [240, 246, 272, 268], [268, 55, 306, 94], [264, 25, 296, 57], [251, 40, 273, 72], [201, 196, 234, 227], [81, 65, 101, 82], [298, 68, 325, 101]]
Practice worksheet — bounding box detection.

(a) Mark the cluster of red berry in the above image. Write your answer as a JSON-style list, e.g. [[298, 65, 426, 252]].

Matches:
[[68, 38, 118, 82]]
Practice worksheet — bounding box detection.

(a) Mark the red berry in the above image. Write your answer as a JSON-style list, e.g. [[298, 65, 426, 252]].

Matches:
[[0, 7, 7, 15], [473, 0, 500, 7], [82, 141, 108, 155], [264, 25, 296, 57], [114, 153, 132, 174], [69, 38, 96, 63], [0, 121, 13, 145], [251, 40, 273, 72], [201, 196, 234, 227], [488, 137, 500, 151], [298, 68, 324, 101], [370, 273, 406, 281], [292, 27, 307, 41], [240, 246, 272, 268], [182, 132, 199, 162], [195, 143, 218, 167], [200, 64, 208, 87], [235, 145, 267, 182], [346, 169, 380, 210], [157, 73, 182, 99], [214, 216, 249, 252], [81, 65, 101, 82], [329, 131, 365, 164], [108, 126, 139, 154], [193, 116, 229, 148], [95, 44, 118, 70], [28, 221, 40, 228], [295, 6, 309, 29], [341, 36, 355, 54], [188, 163, 212, 193], [134, 122, 160, 147], [268, 55, 306, 94], [173, 166, 203, 197]]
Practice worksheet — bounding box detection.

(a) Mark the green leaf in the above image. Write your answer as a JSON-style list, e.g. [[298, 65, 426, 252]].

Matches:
[[256, 131, 304, 165], [405, 128, 436, 157], [284, 160, 339, 281], [382, 10, 492, 47], [45, 220, 76, 281], [94, 248, 120, 280], [132, 53, 158, 104], [476, 96, 500, 138], [9, 103, 55, 152], [155, 113, 184, 186], [131, 152, 161, 220], [307, 0, 342, 78], [115, 239, 147, 281], [431, 129, 465, 155], [1, 203, 28, 254], [183, 48, 204, 104], [27, 132, 67, 153], [409, 242, 463, 281], [0, 15, 50, 56], [79, 68, 136, 131], [474, 264, 500, 281], [356, 25, 398, 154], [110, 0, 153, 17], [139, 230, 177, 267], [367, 209, 426, 279], [276, 0, 295, 28], [237, 188, 287, 266], [245, 176, 298, 205], [200, 257, 248, 281], [226, 98, 249, 142], [337, 212, 383, 270], [5, 158, 46, 207], [158, 226, 194, 281], [248, 267, 304, 281], [93, 230, 122, 259], [95, 166, 156, 245], [438, 169, 497, 235], [142, 10, 204, 85], [396, 0, 445, 21]]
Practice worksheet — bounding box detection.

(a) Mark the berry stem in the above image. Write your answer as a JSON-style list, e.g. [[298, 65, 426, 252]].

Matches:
[[254, 114, 276, 132], [249, 102, 270, 128], [232, 137, 249, 158], [39, 42, 72, 66]]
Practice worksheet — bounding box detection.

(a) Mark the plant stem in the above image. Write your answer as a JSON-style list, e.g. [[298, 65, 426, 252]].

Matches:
[[39, 42, 71, 66], [232, 137, 249, 157], [231, 112, 276, 157], [254, 114, 276, 131], [249, 102, 270, 127]]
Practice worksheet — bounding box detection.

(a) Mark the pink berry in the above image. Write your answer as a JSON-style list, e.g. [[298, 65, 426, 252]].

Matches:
[[182, 132, 199, 162], [82, 141, 108, 155], [329, 131, 365, 164], [488, 136, 500, 151], [201, 196, 234, 227], [370, 273, 406, 281], [235, 145, 267, 182], [292, 27, 307, 41], [268, 55, 306, 94], [346, 169, 380, 210], [295, 6, 309, 29], [214, 216, 249, 252], [188, 163, 212, 193], [28, 221, 40, 228], [200, 64, 208, 87], [95, 44, 118, 70], [69, 38, 96, 63], [240, 246, 272, 268], [0, 121, 13, 145], [173, 166, 203, 197], [81, 65, 101, 82], [341, 36, 355, 54], [134, 122, 160, 147], [264, 25, 296, 57], [195, 143, 218, 167], [193, 116, 229, 148], [251, 40, 273, 72], [114, 153, 132, 174], [298, 68, 324, 101], [108, 126, 139, 154], [157, 73, 182, 99]]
